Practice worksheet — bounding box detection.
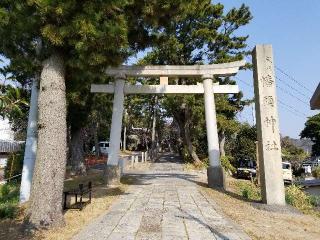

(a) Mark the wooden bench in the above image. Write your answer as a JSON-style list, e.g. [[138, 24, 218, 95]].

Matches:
[[63, 181, 92, 210]]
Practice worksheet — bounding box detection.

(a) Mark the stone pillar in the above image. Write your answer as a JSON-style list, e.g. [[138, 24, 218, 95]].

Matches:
[[203, 75, 225, 189], [252, 45, 285, 205], [20, 78, 39, 203], [106, 77, 125, 185]]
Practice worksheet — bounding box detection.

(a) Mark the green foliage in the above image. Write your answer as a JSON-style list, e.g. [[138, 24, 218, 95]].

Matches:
[[0, 84, 29, 120], [237, 181, 261, 201], [285, 185, 314, 212], [141, 1, 252, 162], [0, 83, 30, 140], [301, 113, 320, 156], [1, 1, 199, 162], [182, 146, 193, 162], [312, 166, 320, 178], [281, 136, 308, 162], [227, 123, 257, 164], [220, 155, 236, 174], [0, 183, 20, 219], [4, 151, 24, 181]]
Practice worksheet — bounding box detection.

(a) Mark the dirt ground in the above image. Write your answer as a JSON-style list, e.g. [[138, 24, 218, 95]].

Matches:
[[0, 169, 128, 240], [202, 177, 320, 240]]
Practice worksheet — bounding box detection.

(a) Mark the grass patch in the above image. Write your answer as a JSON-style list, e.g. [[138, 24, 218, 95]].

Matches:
[[285, 185, 320, 216], [234, 180, 320, 217], [64, 170, 104, 191], [184, 159, 208, 171], [235, 181, 261, 201], [0, 182, 20, 219], [312, 166, 320, 178]]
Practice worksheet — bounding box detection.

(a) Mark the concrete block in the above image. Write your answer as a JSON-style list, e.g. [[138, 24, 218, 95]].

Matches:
[[207, 166, 226, 189]]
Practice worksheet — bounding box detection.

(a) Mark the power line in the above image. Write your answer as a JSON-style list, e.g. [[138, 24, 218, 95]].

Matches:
[[275, 76, 309, 98], [276, 84, 309, 106], [245, 45, 314, 94], [235, 76, 253, 90], [272, 62, 314, 94], [235, 67, 310, 106], [235, 76, 309, 119], [277, 99, 308, 118]]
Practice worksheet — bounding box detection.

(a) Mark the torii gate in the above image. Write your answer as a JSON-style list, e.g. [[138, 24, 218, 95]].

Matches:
[[91, 60, 245, 189], [19, 44, 285, 206]]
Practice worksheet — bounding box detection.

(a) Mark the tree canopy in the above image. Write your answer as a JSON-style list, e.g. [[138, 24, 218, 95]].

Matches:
[[301, 113, 320, 156], [0, 0, 255, 228], [141, 0, 252, 163]]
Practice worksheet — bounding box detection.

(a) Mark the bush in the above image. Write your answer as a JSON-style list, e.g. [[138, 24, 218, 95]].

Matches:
[[0, 183, 20, 219], [181, 146, 193, 163], [285, 185, 314, 212], [237, 181, 261, 201], [4, 151, 24, 181], [220, 155, 236, 174], [312, 166, 320, 178]]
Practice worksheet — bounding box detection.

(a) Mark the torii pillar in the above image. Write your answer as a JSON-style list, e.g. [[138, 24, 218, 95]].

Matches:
[[203, 74, 225, 188], [105, 76, 125, 185]]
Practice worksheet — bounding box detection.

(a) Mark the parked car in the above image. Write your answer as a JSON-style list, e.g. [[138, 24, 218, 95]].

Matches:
[[236, 167, 256, 179], [92, 141, 110, 155], [282, 162, 293, 184], [236, 159, 256, 179]]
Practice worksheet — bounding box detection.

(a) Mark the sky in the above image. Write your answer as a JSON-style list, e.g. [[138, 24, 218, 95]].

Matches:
[[1, 1, 320, 139], [128, 1, 320, 138], [220, 0, 320, 138]]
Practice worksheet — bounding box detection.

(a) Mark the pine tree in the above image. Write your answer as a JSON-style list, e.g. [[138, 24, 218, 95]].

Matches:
[[141, 1, 252, 164], [301, 113, 320, 156], [0, 0, 193, 227]]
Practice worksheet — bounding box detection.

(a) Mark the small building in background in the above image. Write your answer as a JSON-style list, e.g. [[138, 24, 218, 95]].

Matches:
[[0, 118, 24, 182]]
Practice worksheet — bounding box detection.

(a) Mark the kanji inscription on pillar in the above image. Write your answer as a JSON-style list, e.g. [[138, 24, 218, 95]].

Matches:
[[253, 45, 285, 205]]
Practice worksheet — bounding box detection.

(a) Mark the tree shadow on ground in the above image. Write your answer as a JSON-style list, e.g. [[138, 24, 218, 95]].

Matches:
[[213, 187, 262, 204], [176, 208, 234, 240], [0, 216, 33, 240]]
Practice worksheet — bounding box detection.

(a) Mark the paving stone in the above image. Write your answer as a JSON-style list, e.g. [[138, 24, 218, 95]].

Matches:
[[72, 153, 250, 240]]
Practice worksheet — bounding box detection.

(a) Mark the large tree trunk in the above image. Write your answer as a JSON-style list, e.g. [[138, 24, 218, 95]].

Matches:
[[70, 128, 86, 175], [29, 53, 67, 228], [219, 130, 226, 157], [173, 104, 201, 165], [184, 106, 201, 165]]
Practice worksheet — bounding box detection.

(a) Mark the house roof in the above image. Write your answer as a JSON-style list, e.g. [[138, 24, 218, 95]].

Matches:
[[310, 82, 320, 109]]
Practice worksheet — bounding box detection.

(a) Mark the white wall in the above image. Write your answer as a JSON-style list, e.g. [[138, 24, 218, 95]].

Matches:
[[0, 118, 14, 141]]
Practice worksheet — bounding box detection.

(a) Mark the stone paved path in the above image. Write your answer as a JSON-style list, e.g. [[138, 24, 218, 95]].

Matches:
[[73, 153, 250, 240]]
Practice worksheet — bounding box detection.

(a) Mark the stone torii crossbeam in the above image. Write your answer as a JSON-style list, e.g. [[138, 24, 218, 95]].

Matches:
[[91, 60, 245, 188]]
